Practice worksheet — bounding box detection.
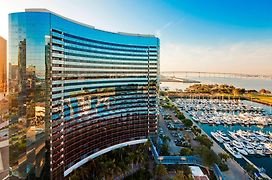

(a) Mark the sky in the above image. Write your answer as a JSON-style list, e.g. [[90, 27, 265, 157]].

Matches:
[[0, 0, 272, 75]]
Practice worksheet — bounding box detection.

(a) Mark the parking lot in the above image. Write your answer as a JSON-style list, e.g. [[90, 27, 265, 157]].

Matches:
[[158, 107, 195, 155]]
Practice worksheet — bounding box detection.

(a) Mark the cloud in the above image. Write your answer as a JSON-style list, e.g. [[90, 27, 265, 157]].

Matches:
[[155, 18, 184, 38], [156, 21, 174, 38], [160, 41, 272, 75]]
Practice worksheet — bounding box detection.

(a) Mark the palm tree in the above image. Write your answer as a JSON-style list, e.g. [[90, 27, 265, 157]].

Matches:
[[173, 170, 186, 180], [144, 139, 152, 149], [68, 170, 81, 180], [133, 149, 145, 165], [155, 164, 168, 179], [80, 167, 91, 180], [218, 153, 230, 162], [116, 160, 130, 177], [102, 160, 115, 179]]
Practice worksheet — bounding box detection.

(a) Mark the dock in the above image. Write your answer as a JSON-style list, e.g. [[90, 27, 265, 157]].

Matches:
[[171, 100, 252, 180]]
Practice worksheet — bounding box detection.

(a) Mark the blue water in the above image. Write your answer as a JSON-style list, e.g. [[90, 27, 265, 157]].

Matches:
[[161, 76, 272, 92], [186, 100, 272, 177], [191, 76, 272, 92]]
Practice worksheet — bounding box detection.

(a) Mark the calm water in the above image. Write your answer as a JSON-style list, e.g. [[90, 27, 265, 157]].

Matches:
[[184, 100, 272, 177], [161, 76, 272, 92]]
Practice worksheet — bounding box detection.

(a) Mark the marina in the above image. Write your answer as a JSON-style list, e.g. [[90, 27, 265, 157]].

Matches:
[[211, 130, 272, 157], [174, 98, 272, 178], [176, 99, 272, 126]]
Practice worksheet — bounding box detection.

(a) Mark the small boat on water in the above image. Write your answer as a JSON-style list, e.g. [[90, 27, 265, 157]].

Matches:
[[232, 140, 244, 149], [255, 149, 265, 156], [229, 131, 240, 141], [217, 131, 231, 141], [235, 147, 248, 156], [245, 148, 255, 155], [223, 143, 243, 158], [211, 132, 224, 143]]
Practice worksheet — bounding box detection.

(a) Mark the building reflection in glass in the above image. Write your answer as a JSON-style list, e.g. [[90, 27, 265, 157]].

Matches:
[[9, 9, 159, 179]]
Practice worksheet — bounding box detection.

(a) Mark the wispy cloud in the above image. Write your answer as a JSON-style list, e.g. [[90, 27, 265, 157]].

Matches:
[[155, 18, 184, 38], [160, 41, 272, 75], [156, 21, 174, 37]]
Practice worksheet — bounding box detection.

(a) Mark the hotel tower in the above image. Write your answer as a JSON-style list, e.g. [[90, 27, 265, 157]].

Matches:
[[9, 9, 159, 179]]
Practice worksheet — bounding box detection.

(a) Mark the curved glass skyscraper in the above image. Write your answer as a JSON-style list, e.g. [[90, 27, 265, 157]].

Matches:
[[9, 9, 159, 179]]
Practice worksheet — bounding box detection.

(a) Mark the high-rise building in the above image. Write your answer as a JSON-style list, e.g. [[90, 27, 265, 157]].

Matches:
[[0, 36, 7, 93], [9, 9, 159, 179]]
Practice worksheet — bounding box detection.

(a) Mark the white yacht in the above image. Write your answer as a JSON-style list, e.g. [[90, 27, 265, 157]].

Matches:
[[235, 147, 248, 156], [229, 131, 240, 141], [211, 132, 224, 143], [245, 148, 255, 155], [232, 140, 244, 149], [255, 149, 265, 156], [217, 131, 230, 141], [223, 143, 243, 158]]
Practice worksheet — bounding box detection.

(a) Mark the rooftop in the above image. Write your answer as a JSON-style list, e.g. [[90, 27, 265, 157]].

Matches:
[[24, 8, 155, 38]]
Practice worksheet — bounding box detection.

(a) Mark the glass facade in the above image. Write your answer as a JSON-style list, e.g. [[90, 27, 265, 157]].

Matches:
[[9, 9, 159, 179], [0, 36, 8, 180], [0, 37, 7, 93]]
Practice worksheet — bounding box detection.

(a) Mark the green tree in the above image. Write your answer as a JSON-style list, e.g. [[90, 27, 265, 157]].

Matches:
[[195, 135, 213, 148], [245, 163, 256, 176], [193, 146, 220, 167], [182, 119, 193, 127], [218, 162, 229, 171], [160, 91, 166, 96], [125, 168, 152, 180], [155, 164, 168, 177], [218, 153, 230, 162], [173, 170, 186, 180], [180, 148, 193, 156], [175, 165, 192, 177], [160, 144, 170, 156], [177, 113, 185, 120], [69, 170, 82, 180]]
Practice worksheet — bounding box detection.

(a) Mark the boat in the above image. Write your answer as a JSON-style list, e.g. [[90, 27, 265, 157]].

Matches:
[[235, 148, 248, 156], [232, 140, 244, 149], [208, 119, 215, 125], [223, 143, 243, 158], [217, 132, 231, 141], [255, 149, 265, 156], [211, 132, 224, 143], [245, 148, 255, 155], [229, 131, 240, 141]]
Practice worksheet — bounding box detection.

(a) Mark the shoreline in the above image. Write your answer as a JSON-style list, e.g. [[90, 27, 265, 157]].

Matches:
[[160, 75, 200, 83], [244, 97, 272, 106], [166, 92, 272, 107]]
